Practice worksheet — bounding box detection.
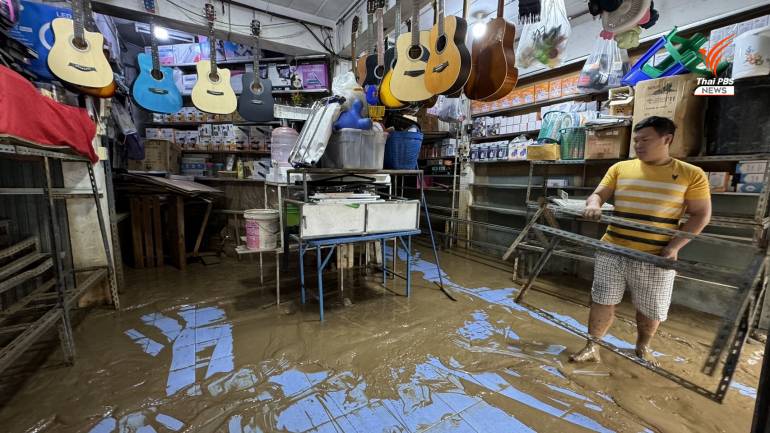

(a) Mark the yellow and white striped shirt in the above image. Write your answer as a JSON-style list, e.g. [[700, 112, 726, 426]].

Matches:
[[599, 159, 710, 254]]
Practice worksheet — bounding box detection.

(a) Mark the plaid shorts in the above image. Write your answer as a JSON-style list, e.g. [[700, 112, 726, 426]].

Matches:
[[591, 252, 676, 321]]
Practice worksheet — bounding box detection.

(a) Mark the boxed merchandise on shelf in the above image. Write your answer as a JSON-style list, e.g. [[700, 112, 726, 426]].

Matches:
[[584, 124, 630, 159], [708, 172, 731, 192], [737, 173, 766, 183], [549, 79, 562, 99], [707, 14, 769, 63], [527, 144, 560, 160], [128, 139, 181, 173], [737, 183, 765, 193], [535, 83, 550, 102], [736, 161, 768, 174], [631, 74, 704, 158]]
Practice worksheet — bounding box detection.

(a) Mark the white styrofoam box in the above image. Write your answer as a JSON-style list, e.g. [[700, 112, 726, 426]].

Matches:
[[299, 202, 367, 238], [536, 120, 543, 129], [528, 112, 538, 122], [365, 201, 420, 233], [527, 121, 538, 131], [737, 161, 768, 174]]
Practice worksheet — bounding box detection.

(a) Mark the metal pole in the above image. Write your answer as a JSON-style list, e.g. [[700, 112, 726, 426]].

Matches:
[[752, 334, 770, 432], [43, 157, 75, 363], [419, 172, 455, 301], [87, 163, 120, 310]]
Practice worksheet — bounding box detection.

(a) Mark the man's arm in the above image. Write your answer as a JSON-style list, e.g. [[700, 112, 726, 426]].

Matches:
[[584, 185, 614, 220], [660, 198, 712, 260]]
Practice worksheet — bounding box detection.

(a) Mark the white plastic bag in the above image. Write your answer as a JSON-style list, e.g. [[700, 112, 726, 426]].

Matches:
[[515, 0, 572, 68], [332, 71, 367, 114], [578, 38, 629, 93], [435, 95, 466, 123]]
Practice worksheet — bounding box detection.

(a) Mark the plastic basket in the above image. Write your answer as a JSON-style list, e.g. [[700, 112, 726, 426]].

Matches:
[[368, 105, 385, 120], [384, 131, 423, 169], [559, 127, 586, 160]]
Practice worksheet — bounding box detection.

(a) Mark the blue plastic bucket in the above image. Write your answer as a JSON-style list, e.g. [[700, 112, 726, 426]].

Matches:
[[384, 131, 423, 169]]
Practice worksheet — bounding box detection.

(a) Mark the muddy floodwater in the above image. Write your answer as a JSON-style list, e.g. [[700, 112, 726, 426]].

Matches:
[[0, 246, 763, 432]]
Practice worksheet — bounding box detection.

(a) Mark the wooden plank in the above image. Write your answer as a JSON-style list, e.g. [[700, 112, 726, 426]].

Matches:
[[0, 252, 48, 281], [0, 237, 37, 260], [152, 197, 164, 267], [129, 198, 145, 269], [192, 200, 212, 257], [142, 197, 154, 267], [168, 196, 186, 271]]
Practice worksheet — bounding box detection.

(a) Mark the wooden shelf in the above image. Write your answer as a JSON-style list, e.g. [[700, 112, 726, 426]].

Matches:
[[471, 129, 541, 143], [471, 91, 607, 118]]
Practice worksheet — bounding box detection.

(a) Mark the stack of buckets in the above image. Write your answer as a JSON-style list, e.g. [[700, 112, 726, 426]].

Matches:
[[244, 209, 280, 251]]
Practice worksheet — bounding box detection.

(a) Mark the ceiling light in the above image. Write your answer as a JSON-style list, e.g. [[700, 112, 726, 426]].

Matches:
[[154, 26, 169, 40], [472, 21, 486, 39]]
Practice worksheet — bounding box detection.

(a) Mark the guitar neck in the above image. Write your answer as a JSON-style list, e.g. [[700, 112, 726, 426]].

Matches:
[[82, 0, 96, 31], [394, 1, 400, 40], [497, 0, 504, 18], [150, 22, 161, 72], [209, 24, 217, 73], [410, 0, 419, 46], [367, 12, 375, 56], [437, 0, 444, 36], [376, 7, 384, 66], [351, 34, 356, 74], [73, 0, 85, 42]]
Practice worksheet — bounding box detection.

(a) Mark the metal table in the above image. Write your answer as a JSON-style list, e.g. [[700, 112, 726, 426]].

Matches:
[[293, 230, 421, 321]]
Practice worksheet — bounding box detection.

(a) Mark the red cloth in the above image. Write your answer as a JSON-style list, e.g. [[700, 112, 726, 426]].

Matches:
[[0, 65, 98, 162]]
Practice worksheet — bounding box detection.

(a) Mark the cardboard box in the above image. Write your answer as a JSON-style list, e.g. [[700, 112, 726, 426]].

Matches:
[[127, 139, 181, 173], [527, 144, 560, 160], [630, 74, 705, 158], [561, 75, 579, 96], [521, 86, 535, 104], [609, 86, 634, 117], [736, 161, 768, 174], [737, 183, 765, 193], [738, 173, 765, 183], [535, 83, 549, 102], [708, 172, 731, 192], [527, 121, 538, 131], [549, 79, 562, 99], [585, 125, 631, 160]]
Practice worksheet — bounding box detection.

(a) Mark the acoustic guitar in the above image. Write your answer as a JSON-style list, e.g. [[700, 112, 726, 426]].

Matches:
[[350, 16, 360, 82], [362, 0, 386, 88], [47, 0, 113, 88], [132, 22, 183, 113], [379, 0, 405, 109], [355, 3, 374, 86], [191, 3, 237, 115], [464, 0, 518, 102], [74, 0, 117, 98], [390, 0, 434, 103], [424, 0, 471, 96], [237, 20, 275, 122]]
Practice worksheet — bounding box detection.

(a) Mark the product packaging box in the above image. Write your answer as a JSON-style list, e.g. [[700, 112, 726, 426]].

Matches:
[[521, 86, 535, 104], [182, 74, 197, 95], [736, 161, 768, 174], [127, 139, 180, 173], [738, 173, 766, 183], [187, 131, 199, 150], [549, 79, 562, 99], [527, 121, 538, 131], [737, 183, 765, 193], [561, 74, 579, 96], [145, 128, 160, 139], [173, 43, 202, 65], [631, 74, 705, 158], [708, 172, 731, 192], [144, 45, 174, 65], [585, 125, 631, 159], [535, 83, 550, 102], [546, 178, 568, 187], [527, 144, 560, 160]]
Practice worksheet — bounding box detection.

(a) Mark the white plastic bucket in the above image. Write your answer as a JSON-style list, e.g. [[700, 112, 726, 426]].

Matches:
[[243, 209, 280, 250]]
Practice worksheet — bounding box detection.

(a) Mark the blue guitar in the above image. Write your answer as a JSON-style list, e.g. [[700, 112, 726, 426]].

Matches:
[[132, 23, 182, 114]]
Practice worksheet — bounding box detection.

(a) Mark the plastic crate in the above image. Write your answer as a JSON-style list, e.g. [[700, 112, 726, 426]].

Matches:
[[320, 129, 387, 169], [384, 131, 423, 169]]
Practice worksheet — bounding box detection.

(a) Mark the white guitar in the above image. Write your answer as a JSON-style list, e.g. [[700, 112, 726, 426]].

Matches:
[[191, 3, 237, 114]]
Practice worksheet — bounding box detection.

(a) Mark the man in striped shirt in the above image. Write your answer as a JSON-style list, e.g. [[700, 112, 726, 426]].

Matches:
[[570, 116, 712, 364]]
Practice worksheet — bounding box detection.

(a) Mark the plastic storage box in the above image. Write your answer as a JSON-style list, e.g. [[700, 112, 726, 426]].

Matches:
[[321, 128, 387, 169]]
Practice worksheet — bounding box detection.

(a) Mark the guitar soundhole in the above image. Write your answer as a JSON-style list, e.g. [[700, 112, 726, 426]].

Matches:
[[151, 69, 164, 80], [374, 65, 384, 80], [209, 72, 220, 83], [436, 35, 447, 53], [250, 82, 263, 95], [70, 36, 89, 51], [408, 45, 422, 60]]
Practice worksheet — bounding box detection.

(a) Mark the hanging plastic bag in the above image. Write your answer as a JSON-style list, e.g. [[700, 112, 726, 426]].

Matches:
[[332, 71, 367, 114], [435, 95, 466, 123], [515, 0, 572, 69], [577, 38, 629, 93]]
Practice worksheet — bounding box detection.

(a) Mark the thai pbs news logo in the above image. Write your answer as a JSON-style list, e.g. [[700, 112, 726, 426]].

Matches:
[[694, 34, 735, 96]]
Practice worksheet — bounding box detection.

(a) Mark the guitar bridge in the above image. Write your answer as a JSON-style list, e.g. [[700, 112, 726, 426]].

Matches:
[[206, 90, 225, 96], [68, 63, 97, 72], [404, 70, 425, 77], [250, 100, 264, 105], [150, 88, 169, 95], [432, 62, 449, 73]]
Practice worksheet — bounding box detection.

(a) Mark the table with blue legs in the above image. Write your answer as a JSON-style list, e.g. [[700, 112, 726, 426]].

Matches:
[[293, 230, 421, 321]]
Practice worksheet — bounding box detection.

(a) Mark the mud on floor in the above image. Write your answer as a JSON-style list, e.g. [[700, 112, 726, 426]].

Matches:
[[0, 247, 763, 433]]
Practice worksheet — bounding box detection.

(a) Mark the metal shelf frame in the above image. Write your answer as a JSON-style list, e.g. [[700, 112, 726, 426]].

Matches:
[[0, 137, 115, 376]]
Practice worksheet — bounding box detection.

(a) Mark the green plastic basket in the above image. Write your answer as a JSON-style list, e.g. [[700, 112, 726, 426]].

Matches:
[[559, 127, 586, 160]]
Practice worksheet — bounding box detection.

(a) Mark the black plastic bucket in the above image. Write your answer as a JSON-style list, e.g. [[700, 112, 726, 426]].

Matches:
[[706, 76, 770, 155]]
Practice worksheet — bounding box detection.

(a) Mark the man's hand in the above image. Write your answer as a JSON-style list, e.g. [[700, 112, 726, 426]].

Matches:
[[583, 205, 602, 221], [660, 245, 679, 261]]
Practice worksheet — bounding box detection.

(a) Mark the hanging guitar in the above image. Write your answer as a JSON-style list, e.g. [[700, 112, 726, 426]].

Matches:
[[47, 0, 114, 88], [132, 20, 183, 114], [380, 0, 405, 109], [358, 0, 377, 86], [390, 0, 434, 103], [465, 0, 518, 101], [364, 0, 385, 105], [237, 19, 275, 122], [191, 3, 237, 114], [424, 0, 471, 96], [350, 15, 360, 82], [74, 0, 117, 98]]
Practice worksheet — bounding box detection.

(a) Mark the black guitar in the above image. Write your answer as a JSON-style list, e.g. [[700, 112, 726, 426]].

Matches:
[[362, 0, 385, 86], [237, 19, 275, 122]]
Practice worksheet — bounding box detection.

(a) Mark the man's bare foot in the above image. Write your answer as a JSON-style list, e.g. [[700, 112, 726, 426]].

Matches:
[[569, 342, 601, 363], [635, 346, 660, 367]]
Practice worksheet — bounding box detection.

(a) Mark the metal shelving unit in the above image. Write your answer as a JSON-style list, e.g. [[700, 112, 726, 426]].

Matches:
[[471, 91, 608, 119], [0, 136, 116, 375]]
